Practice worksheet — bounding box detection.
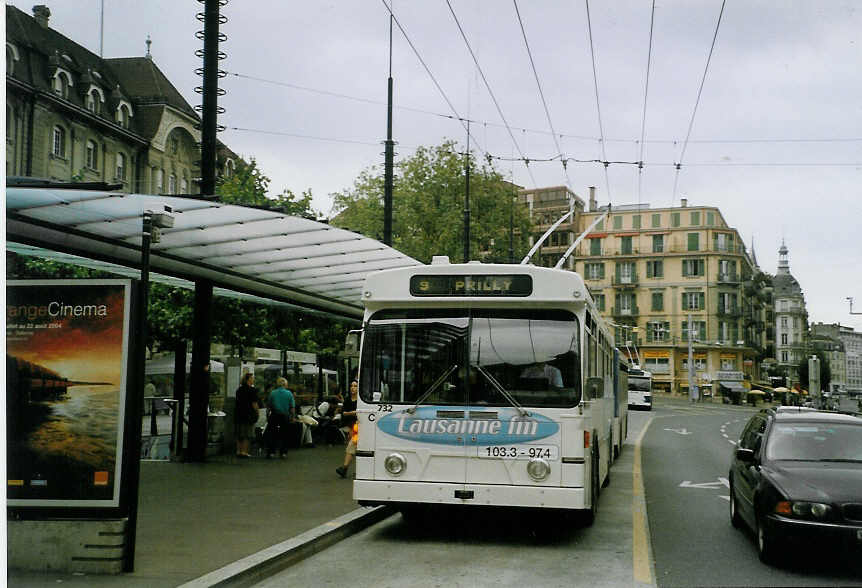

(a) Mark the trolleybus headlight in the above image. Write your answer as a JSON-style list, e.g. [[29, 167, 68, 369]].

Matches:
[[384, 453, 406, 476], [526, 458, 550, 482]]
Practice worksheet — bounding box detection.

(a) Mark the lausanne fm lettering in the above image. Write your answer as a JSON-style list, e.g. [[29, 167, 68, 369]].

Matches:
[[396, 415, 538, 437]]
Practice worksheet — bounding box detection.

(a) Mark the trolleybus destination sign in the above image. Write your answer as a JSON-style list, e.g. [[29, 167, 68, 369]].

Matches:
[[409, 274, 532, 297]]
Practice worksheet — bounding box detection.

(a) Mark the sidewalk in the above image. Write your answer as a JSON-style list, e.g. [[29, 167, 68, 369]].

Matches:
[[8, 444, 382, 587]]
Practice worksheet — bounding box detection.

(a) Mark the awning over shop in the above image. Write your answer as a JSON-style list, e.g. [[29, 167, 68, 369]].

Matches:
[[718, 381, 747, 394], [6, 188, 423, 319]]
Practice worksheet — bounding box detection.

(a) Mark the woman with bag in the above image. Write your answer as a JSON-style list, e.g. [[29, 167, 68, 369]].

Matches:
[[234, 372, 260, 458]]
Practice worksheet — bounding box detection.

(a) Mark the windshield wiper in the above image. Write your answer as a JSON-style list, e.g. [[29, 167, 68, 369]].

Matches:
[[473, 364, 529, 417], [406, 364, 458, 414]]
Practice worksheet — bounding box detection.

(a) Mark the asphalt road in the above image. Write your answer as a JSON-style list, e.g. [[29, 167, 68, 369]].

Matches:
[[253, 412, 654, 588], [642, 397, 862, 587]]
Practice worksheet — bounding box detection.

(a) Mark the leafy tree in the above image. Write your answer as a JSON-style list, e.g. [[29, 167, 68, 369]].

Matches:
[[217, 158, 319, 219], [330, 140, 532, 263], [797, 351, 831, 391]]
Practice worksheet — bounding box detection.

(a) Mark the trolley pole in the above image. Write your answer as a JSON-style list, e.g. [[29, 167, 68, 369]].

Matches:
[[383, 13, 394, 246]]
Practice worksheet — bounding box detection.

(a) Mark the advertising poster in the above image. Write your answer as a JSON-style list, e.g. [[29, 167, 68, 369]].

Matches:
[[6, 280, 131, 508]]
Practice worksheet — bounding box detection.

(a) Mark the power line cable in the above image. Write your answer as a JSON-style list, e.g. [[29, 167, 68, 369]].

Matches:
[[225, 70, 862, 146], [444, 0, 538, 188], [584, 0, 612, 202], [672, 0, 726, 205], [379, 0, 486, 156], [513, 0, 572, 190], [637, 0, 656, 206]]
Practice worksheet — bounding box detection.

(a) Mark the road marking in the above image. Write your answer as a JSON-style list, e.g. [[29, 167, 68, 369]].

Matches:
[[679, 480, 725, 489], [633, 416, 656, 586], [664, 427, 692, 435]]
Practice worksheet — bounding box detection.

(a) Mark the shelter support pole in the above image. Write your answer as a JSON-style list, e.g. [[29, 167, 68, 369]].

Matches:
[[187, 280, 213, 462], [171, 340, 187, 461]]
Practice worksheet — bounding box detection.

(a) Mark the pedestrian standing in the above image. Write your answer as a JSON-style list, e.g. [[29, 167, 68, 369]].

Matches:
[[266, 376, 295, 458], [336, 380, 359, 478], [234, 372, 259, 458]]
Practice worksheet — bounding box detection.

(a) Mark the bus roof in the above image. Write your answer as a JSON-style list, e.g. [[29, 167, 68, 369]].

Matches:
[[361, 260, 588, 308]]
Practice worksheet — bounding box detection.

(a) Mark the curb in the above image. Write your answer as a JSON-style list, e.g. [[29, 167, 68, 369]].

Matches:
[[178, 505, 395, 588]]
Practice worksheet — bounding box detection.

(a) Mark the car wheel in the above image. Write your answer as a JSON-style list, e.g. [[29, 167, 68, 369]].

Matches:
[[729, 481, 742, 529], [756, 513, 780, 565]]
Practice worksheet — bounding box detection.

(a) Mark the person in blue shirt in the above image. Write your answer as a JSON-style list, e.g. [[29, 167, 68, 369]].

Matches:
[[266, 377, 295, 458]]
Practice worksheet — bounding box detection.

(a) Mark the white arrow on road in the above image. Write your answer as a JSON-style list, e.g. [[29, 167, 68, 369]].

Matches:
[[679, 477, 729, 489], [664, 428, 692, 435]]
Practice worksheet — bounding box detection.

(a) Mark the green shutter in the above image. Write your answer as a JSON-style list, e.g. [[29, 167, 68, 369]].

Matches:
[[646, 261, 653, 278], [698, 292, 704, 309], [688, 232, 699, 251], [599, 263, 605, 279], [652, 213, 661, 228], [691, 211, 700, 226], [671, 212, 680, 227], [633, 215, 641, 229], [706, 211, 714, 226], [613, 216, 622, 230]]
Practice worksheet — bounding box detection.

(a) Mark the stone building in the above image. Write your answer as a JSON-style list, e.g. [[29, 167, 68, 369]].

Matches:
[[6, 4, 237, 193], [772, 241, 809, 384], [810, 322, 862, 394]]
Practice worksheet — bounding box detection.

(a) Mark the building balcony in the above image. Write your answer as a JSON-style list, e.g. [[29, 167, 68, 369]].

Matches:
[[717, 272, 740, 284], [612, 273, 639, 287], [716, 307, 742, 318], [612, 305, 639, 318]]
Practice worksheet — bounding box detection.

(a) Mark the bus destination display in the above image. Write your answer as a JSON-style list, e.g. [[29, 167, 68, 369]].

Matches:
[[410, 274, 532, 297]]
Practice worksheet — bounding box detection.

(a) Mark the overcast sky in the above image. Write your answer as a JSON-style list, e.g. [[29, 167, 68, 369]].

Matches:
[[9, 0, 861, 330]]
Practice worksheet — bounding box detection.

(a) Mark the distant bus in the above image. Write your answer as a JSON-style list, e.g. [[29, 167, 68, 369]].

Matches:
[[353, 258, 618, 525], [627, 366, 653, 410]]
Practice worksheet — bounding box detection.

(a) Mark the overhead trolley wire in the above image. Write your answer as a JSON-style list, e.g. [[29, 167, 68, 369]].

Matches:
[[444, 0, 538, 189], [379, 0, 487, 156], [637, 0, 656, 206], [225, 70, 862, 146], [584, 0, 612, 202], [513, 0, 572, 190], [672, 0, 727, 205]]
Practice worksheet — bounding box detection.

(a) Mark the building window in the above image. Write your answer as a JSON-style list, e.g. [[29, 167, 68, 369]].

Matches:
[[706, 211, 715, 226], [718, 321, 738, 344], [613, 216, 623, 230], [682, 291, 704, 311], [687, 232, 700, 251], [682, 321, 706, 342], [86, 89, 102, 115], [155, 168, 164, 192], [169, 137, 179, 155], [225, 158, 235, 177], [652, 234, 664, 253], [718, 259, 737, 281], [181, 177, 188, 193], [781, 333, 788, 344], [681, 357, 706, 371], [614, 292, 636, 315], [86, 140, 98, 169], [168, 174, 177, 194], [779, 300, 788, 311], [53, 71, 71, 99], [646, 260, 663, 278], [52, 125, 66, 158], [721, 356, 737, 370], [584, 262, 605, 280], [647, 321, 670, 342], [632, 215, 641, 229], [6, 43, 19, 75], [690, 211, 700, 226], [781, 350, 789, 363], [117, 104, 131, 128], [590, 238, 602, 256], [718, 292, 738, 313], [682, 258, 705, 277], [593, 293, 605, 311], [621, 236, 633, 254], [651, 292, 664, 311], [671, 212, 680, 227], [115, 152, 126, 180], [781, 317, 788, 328], [616, 262, 636, 284], [714, 232, 734, 252], [651, 213, 661, 228]]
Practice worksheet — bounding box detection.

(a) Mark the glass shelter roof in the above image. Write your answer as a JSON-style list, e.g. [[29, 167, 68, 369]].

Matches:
[[6, 188, 422, 319]]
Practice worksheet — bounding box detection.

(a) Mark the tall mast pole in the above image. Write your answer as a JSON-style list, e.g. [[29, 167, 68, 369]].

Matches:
[[383, 12, 395, 246]]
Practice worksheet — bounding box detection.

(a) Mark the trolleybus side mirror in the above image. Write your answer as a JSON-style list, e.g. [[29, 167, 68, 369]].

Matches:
[[586, 377, 604, 400]]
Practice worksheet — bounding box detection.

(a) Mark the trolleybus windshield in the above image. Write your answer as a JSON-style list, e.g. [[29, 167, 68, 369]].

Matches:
[[360, 308, 581, 408]]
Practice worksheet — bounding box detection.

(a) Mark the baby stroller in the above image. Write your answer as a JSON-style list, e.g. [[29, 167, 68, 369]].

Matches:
[[310, 399, 346, 446]]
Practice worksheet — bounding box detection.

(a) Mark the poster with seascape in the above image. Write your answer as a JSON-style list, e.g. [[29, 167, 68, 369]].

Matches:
[[6, 280, 132, 508]]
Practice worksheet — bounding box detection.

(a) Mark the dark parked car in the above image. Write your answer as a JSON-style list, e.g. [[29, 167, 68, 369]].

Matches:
[[728, 407, 862, 564]]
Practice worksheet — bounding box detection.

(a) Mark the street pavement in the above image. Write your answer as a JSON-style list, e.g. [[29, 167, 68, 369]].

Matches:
[[8, 443, 382, 587]]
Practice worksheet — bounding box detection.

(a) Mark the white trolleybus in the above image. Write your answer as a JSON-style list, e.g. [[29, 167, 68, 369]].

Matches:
[[627, 366, 653, 411], [352, 256, 624, 523]]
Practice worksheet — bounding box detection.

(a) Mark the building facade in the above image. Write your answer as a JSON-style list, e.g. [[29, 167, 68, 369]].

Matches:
[[810, 322, 862, 394], [772, 241, 809, 384], [564, 196, 767, 395], [6, 4, 236, 193]]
